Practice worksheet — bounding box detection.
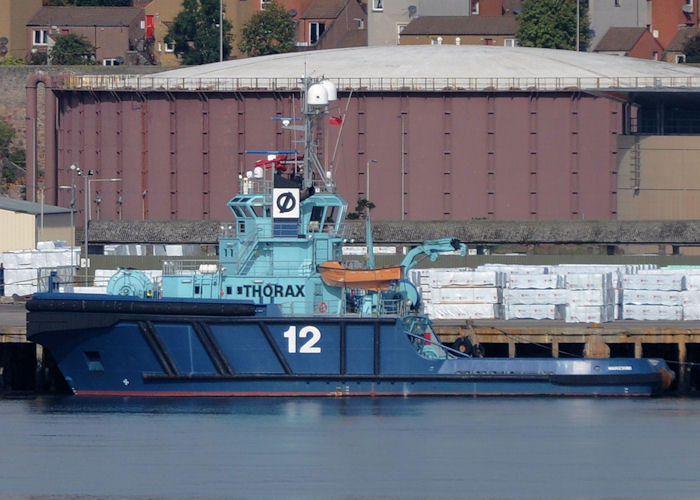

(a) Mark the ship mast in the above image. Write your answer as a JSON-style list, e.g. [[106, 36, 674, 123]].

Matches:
[[297, 76, 337, 193]]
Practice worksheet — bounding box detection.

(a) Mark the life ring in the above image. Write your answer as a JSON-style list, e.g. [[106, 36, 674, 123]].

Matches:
[[318, 301, 328, 313]]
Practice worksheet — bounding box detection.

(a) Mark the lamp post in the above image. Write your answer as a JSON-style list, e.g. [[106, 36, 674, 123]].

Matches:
[[219, 0, 223, 62], [76, 167, 94, 285], [365, 158, 378, 204], [576, 0, 579, 52], [59, 169, 77, 269]]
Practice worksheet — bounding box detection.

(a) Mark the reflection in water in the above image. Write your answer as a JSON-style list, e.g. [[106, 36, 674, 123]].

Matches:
[[1, 396, 699, 499]]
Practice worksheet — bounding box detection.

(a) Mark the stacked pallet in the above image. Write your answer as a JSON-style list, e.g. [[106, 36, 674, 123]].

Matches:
[[409, 268, 504, 319], [563, 272, 616, 323], [621, 271, 685, 320], [502, 272, 566, 320], [1, 242, 79, 296]]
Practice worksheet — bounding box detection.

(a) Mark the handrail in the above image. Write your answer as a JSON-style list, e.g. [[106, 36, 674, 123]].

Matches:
[[59, 74, 700, 93]]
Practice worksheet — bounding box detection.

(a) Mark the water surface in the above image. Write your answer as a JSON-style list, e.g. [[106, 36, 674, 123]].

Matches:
[[1, 396, 698, 499]]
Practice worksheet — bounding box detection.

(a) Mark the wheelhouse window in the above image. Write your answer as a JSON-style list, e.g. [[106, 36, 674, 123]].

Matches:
[[33, 29, 49, 46]]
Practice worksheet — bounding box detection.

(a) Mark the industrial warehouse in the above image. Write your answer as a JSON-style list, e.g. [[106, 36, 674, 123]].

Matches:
[[25, 44, 700, 223]]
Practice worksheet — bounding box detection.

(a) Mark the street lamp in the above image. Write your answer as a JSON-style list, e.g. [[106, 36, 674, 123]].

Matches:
[[219, 0, 223, 62], [365, 158, 378, 203], [75, 167, 94, 285], [59, 164, 77, 269]]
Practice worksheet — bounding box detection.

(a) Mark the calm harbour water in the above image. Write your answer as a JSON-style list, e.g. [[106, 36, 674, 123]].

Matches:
[[0, 396, 698, 499]]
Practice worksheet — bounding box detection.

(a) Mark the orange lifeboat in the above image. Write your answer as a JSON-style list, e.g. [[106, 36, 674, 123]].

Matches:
[[317, 261, 403, 291]]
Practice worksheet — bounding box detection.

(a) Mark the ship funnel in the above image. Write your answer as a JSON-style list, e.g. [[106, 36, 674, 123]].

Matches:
[[320, 80, 337, 102], [307, 83, 329, 106]]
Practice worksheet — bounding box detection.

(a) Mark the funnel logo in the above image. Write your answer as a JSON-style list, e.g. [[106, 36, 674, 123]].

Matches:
[[273, 188, 299, 219]]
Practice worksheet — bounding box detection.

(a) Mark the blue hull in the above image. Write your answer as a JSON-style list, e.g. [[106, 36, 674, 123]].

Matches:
[[27, 294, 673, 397]]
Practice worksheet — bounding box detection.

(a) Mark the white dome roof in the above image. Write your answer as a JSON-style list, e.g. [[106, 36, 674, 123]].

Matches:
[[152, 45, 700, 91]]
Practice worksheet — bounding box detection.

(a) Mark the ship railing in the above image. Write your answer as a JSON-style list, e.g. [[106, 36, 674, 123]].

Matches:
[[233, 221, 263, 274], [230, 257, 314, 277], [162, 259, 218, 275]]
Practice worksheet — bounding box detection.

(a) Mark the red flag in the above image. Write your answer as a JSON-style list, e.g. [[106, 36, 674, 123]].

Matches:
[[329, 115, 343, 125]]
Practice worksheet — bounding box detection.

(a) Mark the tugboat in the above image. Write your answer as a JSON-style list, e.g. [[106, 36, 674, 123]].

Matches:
[[26, 77, 674, 397]]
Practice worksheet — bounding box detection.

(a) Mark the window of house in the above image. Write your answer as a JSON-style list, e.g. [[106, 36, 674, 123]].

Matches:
[[614, 0, 620, 6], [677, 54, 687, 63], [472, 0, 480, 14], [33, 29, 48, 46], [504, 38, 517, 47], [164, 41, 175, 52], [261, 0, 272, 10], [372, 0, 383, 11], [310, 22, 325, 44]]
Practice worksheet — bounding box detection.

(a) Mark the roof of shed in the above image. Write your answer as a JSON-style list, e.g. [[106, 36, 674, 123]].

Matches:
[[0, 197, 72, 216], [28, 6, 143, 27], [401, 15, 518, 36], [594, 27, 648, 52]]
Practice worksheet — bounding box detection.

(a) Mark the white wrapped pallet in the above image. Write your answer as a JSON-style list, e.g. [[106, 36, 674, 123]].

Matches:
[[73, 286, 109, 294], [622, 289, 682, 306], [680, 290, 700, 307], [429, 269, 504, 288], [568, 288, 615, 306], [425, 303, 500, 320], [432, 287, 501, 304], [479, 264, 551, 276], [684, 274, 700, 291], [683, 304, 700, 320], [621, 305, 683, 321], [504, 304, 563, 320], [503, 288, 568, 305], [564, 272, 613, 290], [565, 305, 615, 323], [622, 273, 685, 291], [507, 273, 563, 289]]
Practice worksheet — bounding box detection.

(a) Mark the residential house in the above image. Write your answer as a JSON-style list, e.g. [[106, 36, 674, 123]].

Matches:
[[0, 0, 42, 60], [651, 0, 697, 49], [298, 0, 367, 49], [663, 26, 699, 62], [594, 27, 663, 60], [399, 15, 518, 47], [368, 0, 472, 46], [588, 0, 650, 51], [27, 6, 146, 65]]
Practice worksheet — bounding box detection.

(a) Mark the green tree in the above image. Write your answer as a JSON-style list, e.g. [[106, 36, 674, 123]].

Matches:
[[238, 1, 295, 57], [49, 33, 96, 65], [682, 33, 700, 63], [516, 0, 591, 51], [165, 0, 233, 65], [0, 119, 25, 185], [0, 56, 25, 66]]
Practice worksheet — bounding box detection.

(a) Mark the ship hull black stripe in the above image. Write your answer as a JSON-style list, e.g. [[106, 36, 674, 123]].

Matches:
[[258, 321, 293, 374], [139, 321, 179, 376], [192, 322, 233, 375]]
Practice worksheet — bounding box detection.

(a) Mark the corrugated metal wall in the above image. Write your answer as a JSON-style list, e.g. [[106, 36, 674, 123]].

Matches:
[[54, 89, 621, 224], [0, 209, 35, 252]]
